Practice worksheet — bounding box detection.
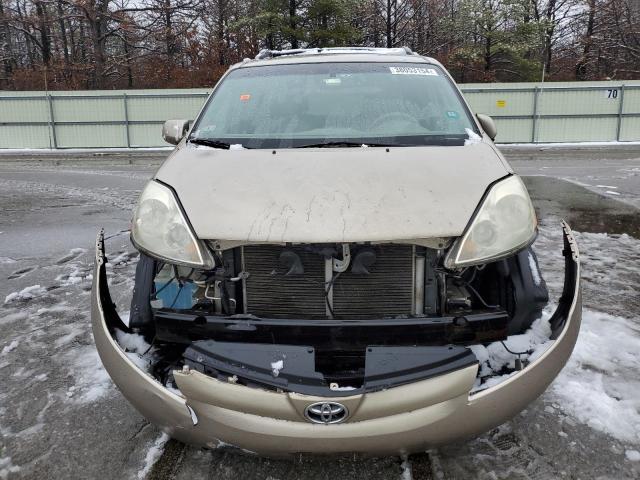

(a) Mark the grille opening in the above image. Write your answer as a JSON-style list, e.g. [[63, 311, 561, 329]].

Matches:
[[315, 348, 366, 388]]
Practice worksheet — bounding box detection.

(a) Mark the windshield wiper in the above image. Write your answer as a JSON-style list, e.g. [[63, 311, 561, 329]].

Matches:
[[296, 141, 397, 148], [188, 137, 231, 149]]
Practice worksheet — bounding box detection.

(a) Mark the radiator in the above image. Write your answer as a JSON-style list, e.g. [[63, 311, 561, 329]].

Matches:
[[241, 244, 415, 319]]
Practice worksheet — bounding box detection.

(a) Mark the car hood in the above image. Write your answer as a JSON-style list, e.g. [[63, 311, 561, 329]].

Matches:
[[155, 143, 510, 243]]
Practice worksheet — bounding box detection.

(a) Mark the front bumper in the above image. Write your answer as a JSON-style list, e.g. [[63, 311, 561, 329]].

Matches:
[[91, 223, 581, 456]]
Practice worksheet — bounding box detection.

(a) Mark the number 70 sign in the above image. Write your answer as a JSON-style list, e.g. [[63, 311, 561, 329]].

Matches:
[[605, 89, 619, 99]]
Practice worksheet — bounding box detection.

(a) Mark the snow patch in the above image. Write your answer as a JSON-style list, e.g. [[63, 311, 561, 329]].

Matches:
[[1, 340, 19, 355], [137, 433, 170, 479], [470, 311, 554, 392], [0, 146, 171, 153], [400, 454, 412, 480], [0, 456, 21, 479], [550, 309, 640, 444], [53, 325, 84, 348], [106, 251, 136, 266], [498, 140, 640, 147], [229, 144, 245, 150], [36, 303, 71, 316], [271, 359, 284, 377], [55, 265, 91, 286], [64, 346, 113, 403], [55, 247, 86, 264], [114, 330, 158, 374], [115, 330, 151, 355], [4, 284, 47, 304], [464, 128, 482, 146], [562, 179, 592, 187], [126, 352, 153, 372], [626, 450, 640, 462], [0, 256, 16, 264], [0, 311, 28, 326]]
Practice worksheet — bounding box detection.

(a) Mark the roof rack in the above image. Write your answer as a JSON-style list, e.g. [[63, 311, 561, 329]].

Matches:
[[255, 46, 415, 60]]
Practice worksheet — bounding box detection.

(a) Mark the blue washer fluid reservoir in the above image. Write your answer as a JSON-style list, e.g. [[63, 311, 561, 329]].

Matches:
[[154, 280, 197, 309]]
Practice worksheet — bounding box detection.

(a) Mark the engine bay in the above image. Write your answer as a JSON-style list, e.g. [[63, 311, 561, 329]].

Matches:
[[117, 241, 549, 396]]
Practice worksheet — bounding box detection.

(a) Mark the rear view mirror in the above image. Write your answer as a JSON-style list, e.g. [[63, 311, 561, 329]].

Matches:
[[476, 114, 497, 141], [162, 119, 191, 145]]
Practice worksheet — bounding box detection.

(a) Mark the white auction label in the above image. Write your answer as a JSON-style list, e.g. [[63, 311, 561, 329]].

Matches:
[[389, 66, 438, 76]]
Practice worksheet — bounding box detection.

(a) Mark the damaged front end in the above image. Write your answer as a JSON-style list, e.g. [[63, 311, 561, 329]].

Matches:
[[91, 222, 581, 455]]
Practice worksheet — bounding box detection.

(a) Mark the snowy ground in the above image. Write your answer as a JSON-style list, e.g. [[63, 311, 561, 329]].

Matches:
[[0, 150, 639, 479]]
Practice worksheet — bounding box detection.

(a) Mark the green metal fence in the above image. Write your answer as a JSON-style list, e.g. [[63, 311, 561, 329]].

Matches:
[[461, 81, 640, 143], [1, 81, 639, 149]]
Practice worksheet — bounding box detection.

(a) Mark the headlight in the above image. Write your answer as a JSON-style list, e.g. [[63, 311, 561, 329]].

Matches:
[[445, 175, 536, 268], [131, 181, 213, 268]]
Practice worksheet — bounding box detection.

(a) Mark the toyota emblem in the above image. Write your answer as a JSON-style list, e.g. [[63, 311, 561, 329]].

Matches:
[[304, 401, 348, 424]]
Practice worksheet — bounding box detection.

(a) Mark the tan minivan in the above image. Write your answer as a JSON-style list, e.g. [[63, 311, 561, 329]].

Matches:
[[91, 47, 581, 455]]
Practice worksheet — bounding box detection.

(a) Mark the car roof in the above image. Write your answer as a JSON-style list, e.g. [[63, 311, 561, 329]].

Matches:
[[231, 47, 442, 70]]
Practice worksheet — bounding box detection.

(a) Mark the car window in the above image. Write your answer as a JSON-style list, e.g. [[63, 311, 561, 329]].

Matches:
[[191, 62, 477, 148]]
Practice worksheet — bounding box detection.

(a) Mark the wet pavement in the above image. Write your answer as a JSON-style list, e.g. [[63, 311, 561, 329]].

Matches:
[[0, 149, 639, 479]]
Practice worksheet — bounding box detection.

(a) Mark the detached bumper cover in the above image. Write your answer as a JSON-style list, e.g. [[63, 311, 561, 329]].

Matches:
[[91, 223, 581, 455]]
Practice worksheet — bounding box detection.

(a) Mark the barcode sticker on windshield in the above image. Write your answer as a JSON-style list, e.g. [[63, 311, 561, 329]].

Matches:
[[389, 67, 438, 76]]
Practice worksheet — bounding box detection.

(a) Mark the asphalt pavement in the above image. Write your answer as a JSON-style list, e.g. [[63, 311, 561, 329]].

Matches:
[[0, 146, 639, 479]]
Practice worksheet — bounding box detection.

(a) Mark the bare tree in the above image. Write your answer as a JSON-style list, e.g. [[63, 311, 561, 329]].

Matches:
[[0, 0, 637, 89]]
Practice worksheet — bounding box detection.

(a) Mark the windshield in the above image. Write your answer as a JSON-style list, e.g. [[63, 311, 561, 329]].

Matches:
[[190, 62, 478, 148]]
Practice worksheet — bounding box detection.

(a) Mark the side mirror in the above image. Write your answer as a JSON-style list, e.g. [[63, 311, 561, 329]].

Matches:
[[476, 114, 497, 141], [162, 119, 191, 145]]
